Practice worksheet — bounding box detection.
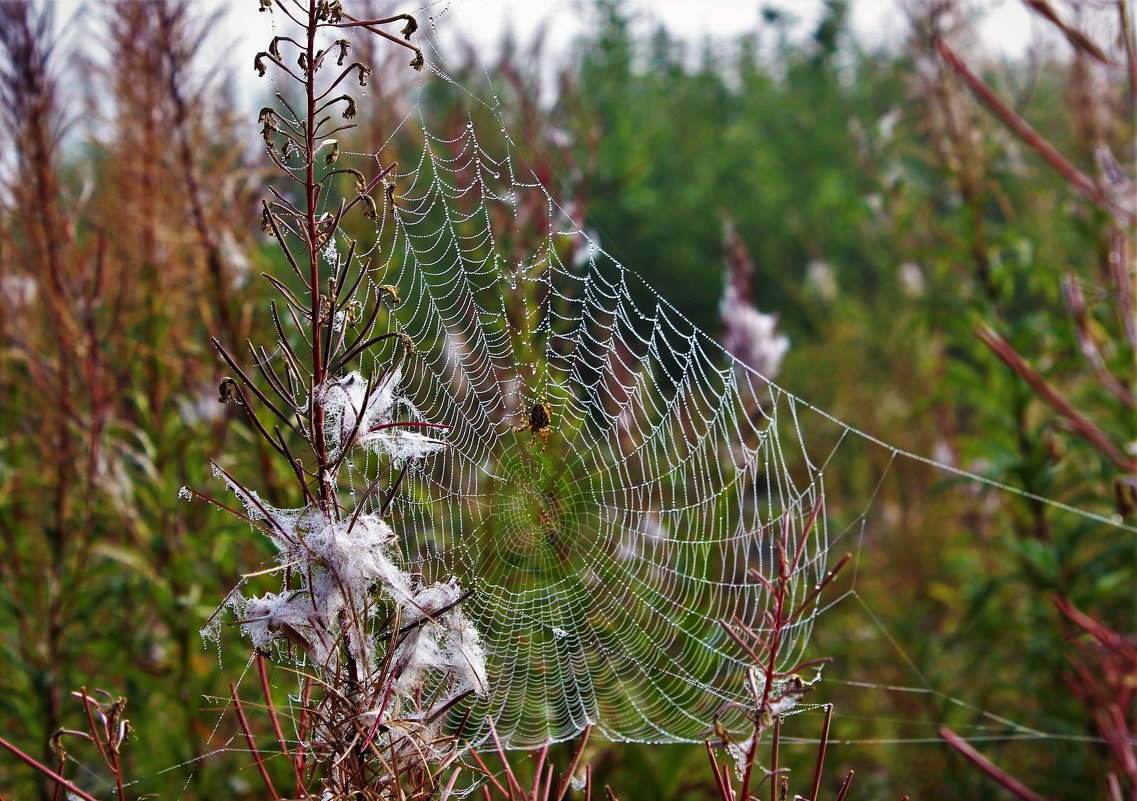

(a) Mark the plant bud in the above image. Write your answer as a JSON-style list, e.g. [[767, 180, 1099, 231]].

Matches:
[[334, 39, 350, 66], [361, 194, 378, 220]]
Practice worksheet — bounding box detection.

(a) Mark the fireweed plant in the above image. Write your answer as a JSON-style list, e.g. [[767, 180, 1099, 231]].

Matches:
[[186, 1, 486, 796]]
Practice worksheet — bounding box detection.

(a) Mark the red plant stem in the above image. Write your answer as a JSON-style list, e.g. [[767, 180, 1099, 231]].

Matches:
[[807, 704, 834, 801], [367, 421, 452, 433], [739, 512, 804, 801], [532, 743, 548, 800], [1063, 275, 1136, 408], [359, 685, 394, 752], [540, 763, 555, 801], [467, 748, 510, 798], [77, 691, 109, 770], [256, 655, 291, 762], [487, 716, 525, 799], [975, 324, 1137, 472], [939, 726, 1053, 801], [1121, 1, 1137, 103], [296, 676, 313, 796], [1052, 594, 1124, 648], [1110, 230, 1136, 350], [1107, 772, 1124, 801], [303, 0, 329, 510], [720, 764, 735, 800], [0, 734, 100, 801], [770, 716, 781, 801], [834, 770, 855, 801], [554, 725, 592, 801], [934, 38, 1132, 223], [231, 684, 282, 801], [72, 692, 125, 801], [791, 553, 851, 622], [440, 767, 463, 801], [1022, 0, 1110, 63], [705, 741, 730, 800], [719, 619, 764, 665]]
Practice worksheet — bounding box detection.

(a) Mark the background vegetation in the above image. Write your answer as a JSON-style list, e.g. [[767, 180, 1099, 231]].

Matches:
[[0, 0, 1132, 798]]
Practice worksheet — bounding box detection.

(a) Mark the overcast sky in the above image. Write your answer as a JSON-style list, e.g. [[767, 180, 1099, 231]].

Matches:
[[48, 0, 1048, 112], [209, 0, 1037, 57]]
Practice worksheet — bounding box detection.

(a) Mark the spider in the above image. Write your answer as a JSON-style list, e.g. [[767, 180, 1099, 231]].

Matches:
[[513, 399, 555, 450]]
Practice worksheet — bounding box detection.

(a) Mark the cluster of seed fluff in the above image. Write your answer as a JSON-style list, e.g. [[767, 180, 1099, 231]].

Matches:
[[209, 368, 485, 736], [320, 367, 447, 463]]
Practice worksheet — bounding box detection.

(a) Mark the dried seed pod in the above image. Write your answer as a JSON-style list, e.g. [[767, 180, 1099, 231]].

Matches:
[[361, 193, 378, 220], [334, 39, 350, 66], [259, 107, 279, 148], [336, 168, 365, 194], [317, 0, 343, 22], [379, 284, 402, 306], [218, 377, 239, 404], [401, 15, 418, 39], [410, 51, 424, 71], [254, 52, 269, 77], [1116, 477, 1137, 518]]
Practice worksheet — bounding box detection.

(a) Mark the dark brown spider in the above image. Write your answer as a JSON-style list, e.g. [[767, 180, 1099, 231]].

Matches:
[[513, 400, 554, 449]]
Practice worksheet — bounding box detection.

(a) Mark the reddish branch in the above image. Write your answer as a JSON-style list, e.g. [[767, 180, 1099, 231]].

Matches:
[[939, 727, 1052, 801], [975, 324, 1136, 473], [934, 37, 1134, 224]]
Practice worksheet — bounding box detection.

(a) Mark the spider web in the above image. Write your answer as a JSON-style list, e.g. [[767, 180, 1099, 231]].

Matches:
[[249, 0, 1132, 754], [307, 5, 832, 749]]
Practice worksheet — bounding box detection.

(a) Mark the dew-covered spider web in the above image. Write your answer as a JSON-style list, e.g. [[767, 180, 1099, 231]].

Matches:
[[230, 0, 1136, 758], [335, 12, 837, 750]]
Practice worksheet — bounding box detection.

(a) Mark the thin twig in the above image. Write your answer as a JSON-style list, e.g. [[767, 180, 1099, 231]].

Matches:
[[934, 37, 1133, 223], [976, 324, 1136, 472], [940, 726, 1053, 801]]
